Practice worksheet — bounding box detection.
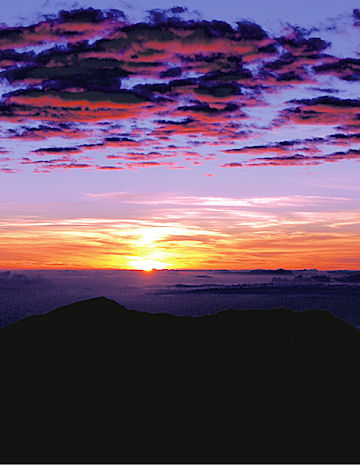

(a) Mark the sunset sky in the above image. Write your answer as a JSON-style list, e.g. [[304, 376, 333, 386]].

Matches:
[[1, 0, 360, 270]]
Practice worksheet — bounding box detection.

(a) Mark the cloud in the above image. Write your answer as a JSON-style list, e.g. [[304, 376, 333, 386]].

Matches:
[[242, 149, 360, 167], [0, 167, 17, 173], [32, 146, 82, 154], [314, 58, 360, 81], [1, 193, 358, 269], [221, 162, 244, 168], [85, 192, 349, 207], [0, 8, 126, 49], [6, 124, 91, 141], [96, 165, 124, 170], [292, 96, 360, 108], [277, 31, 330, 55], [279, 96, 360, 127], [1, 7, 360, 172]]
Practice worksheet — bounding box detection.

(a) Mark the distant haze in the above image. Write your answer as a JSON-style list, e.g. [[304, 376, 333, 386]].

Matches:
[[1, 269, 359, 329]]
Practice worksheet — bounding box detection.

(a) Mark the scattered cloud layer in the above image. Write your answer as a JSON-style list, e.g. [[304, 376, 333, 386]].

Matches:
[[1, 7, 360, 173]]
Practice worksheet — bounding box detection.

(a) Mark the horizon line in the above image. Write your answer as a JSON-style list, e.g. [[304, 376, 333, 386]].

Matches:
[[1, 267, 359, 272]]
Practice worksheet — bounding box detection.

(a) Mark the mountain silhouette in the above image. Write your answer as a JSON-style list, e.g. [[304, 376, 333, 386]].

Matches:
[[1, 297, 359, 463]]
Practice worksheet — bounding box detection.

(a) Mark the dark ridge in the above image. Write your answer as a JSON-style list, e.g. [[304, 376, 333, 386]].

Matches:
[[217, 268, 293, 274], [249, 268, 293, 275], [1, 297, 360, 463]]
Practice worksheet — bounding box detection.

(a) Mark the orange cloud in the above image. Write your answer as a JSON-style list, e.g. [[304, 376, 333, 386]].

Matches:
[[1, 194, 358, 270]]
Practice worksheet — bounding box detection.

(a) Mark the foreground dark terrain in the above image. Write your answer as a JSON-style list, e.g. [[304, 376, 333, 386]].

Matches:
[[1, 297, 360, 463]]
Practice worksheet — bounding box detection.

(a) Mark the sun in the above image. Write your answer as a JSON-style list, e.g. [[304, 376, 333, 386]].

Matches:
[[138, 259, 156, 271], [128, 257, 169, 271]]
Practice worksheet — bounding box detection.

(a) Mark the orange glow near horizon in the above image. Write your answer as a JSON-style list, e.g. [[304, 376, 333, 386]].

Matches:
[[1, 211, 360, 270], [0, 194, 359, 270]]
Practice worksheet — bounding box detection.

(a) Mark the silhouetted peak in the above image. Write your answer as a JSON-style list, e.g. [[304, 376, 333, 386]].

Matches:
[[1, 297, 360, 463]]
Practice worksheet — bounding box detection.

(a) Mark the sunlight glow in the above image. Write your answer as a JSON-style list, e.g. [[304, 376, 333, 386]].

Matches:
[[127, 257, 170, 271]]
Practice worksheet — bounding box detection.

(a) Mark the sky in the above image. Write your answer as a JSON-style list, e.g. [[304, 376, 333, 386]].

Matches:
[[1, 0, 360, 270]]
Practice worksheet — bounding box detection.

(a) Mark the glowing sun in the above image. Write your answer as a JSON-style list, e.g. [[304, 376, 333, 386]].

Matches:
[[129, 257, 169, 271]]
